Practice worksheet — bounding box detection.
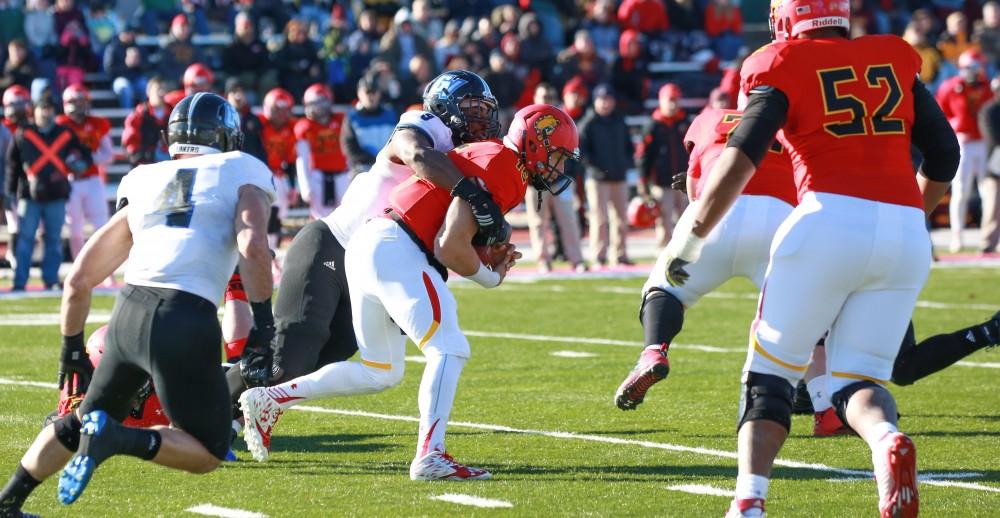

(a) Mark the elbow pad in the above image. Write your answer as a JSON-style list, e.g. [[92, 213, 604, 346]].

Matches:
[[911, 80, 960, 182], [726, 87, 789, 167]]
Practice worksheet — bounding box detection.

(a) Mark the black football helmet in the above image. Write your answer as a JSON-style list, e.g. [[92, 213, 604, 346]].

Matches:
[[166, 92, 243, 157], [422, 70, 501, 145]]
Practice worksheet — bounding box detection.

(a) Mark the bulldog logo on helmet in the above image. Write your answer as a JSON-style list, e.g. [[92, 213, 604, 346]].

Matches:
[[533, 114, 560, 146]]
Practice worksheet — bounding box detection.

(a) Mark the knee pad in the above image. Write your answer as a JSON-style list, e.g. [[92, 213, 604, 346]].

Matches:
[[639, 288, 685, 346], [736, 372, 794, 432], [53, 412, 83, 452], [831, 380, 883, 426]]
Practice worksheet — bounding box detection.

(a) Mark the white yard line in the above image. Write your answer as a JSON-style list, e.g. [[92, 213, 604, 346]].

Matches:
[[664, 484, 731, 497], [956, 361, 1000, 369], [431, 494, 513, 508], [551, 351, 598, 358], [185, 504, 268, 518], [464, 330, 739, 353]]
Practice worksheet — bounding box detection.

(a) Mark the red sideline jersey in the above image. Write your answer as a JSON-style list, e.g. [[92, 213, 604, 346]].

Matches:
[[389, 140, 529, 251], [685, 108, 797, 206], [294, 115, 348, 173], [740, 35, 923, 209], [2, 119, 17, 133], [935, 75, 993, 140], [259, 114, 298, 177], [56, 114, 111, 178]]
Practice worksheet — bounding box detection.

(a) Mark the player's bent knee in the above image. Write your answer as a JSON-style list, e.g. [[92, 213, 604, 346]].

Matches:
[[639, 288, 685, 345], [830, 380, 884, 425], [737, 372, 795, 432], [365, 363, 404, 390], [53, 412, 83, 452]]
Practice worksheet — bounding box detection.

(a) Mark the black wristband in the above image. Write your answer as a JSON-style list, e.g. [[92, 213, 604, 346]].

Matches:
[[63, 332, 85, 351], [450, 177, 481, 201], [250, 299, 274, 329]]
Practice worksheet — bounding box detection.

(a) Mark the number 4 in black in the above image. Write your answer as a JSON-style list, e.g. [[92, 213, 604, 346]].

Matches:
[[154, 168, 198, 228]]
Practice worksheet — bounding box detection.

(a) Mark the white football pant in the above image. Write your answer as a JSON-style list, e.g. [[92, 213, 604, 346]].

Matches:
[[949, 139, 987, 242], [303, 169, 351, 220], [66, 176, 109, 258]]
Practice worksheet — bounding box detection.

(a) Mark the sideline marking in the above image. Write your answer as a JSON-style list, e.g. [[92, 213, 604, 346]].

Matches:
[[956, 361, 1000, 369], [431, 494, 513, 508], [186, 504, 268, 518], [664, 484, 731, 497]]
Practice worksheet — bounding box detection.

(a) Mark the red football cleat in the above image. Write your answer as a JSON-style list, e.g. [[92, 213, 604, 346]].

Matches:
[[813, 407, 854, 437], [615, 347, 670, 410], [875, 432, 919, 518]]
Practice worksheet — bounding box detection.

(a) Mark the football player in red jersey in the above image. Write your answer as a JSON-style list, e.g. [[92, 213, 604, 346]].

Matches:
[[259, 87, 299, 249], [295, 83, 350, 219], [658, 0, 960, 515], [57, 85, 113, 259], [163, 63, 215, 109], [239, 104, 578, 480], [2, 85, 32, 266], [614, 107, 796, 412]]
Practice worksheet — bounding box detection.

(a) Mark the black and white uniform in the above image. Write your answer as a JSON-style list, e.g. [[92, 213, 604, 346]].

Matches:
[[81, 151, 275, 459], [269, 111, 454, 382]]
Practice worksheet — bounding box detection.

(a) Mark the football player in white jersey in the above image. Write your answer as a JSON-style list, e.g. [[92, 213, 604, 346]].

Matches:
[[232, 70, 506, 461], [0, 93, 277, 515]]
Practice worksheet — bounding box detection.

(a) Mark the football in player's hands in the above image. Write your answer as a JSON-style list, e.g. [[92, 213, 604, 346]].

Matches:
[[475, 243, 515, 270]]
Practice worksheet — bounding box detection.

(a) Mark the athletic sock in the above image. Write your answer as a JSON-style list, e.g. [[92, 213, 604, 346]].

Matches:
[[734, 473, 769, 501], [100, 421, 162, 461], [415, 353, 466, 458], [0, 464, 40, 514], [866, 421, 899, 450], [807, 375, 832, 412], [265, 360, 390, 410]]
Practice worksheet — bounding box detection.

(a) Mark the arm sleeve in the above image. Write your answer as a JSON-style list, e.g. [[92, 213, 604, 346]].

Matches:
[[725, 86, 788, 166], [395, 111, 454, 152], [912, 79, 960, 182]]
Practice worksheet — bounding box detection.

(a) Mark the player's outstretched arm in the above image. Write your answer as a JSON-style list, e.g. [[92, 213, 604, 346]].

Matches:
[[438, 197, 516, 288], [390, 128, 505, 244], [234, 184, 276, 387], [60, 206, 132, 393]]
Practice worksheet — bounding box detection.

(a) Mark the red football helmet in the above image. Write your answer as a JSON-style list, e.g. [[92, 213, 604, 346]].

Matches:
[[627, 196, 661, 229], [504, 104, 580, 195], [183, 63, 215, 93], [3, 85, 30, 108], [56, 325, 169, 428], [263, 87, 294, 122], [3, 85, 31, 125], [959, 48, 986, 69], [769, 0, 849, 42], [303, 83, 333, 121], [62, 84, 91, 118]]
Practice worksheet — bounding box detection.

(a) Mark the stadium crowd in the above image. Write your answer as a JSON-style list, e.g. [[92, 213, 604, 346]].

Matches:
[[1, 0, 999, 289]]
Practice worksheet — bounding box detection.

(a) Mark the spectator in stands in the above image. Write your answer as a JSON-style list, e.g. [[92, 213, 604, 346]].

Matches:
[[637, 83, 688, 247], [704, 0, 743, 60], [491, 2, 520, 35], [366, 57, 404, 112], [610, 29, 649, 115], [347, 9, 382, 86], [459, 39, 486, 72], [341, 74, 397, 175], [562, 76, 589, 120], [618, 0, 669, 36], [135, 0, 181, 36], [411, 0, 444, 44], [583, 0, 621, 66], [6, 96, 91, 291], [53, 15, 95, 90], [0, 1, 25, 46], [241, 0, 290, 39], [0, 39, 40, 92], [319, 6, 352, 101], [526, 82, 586, 274], [911, 8, 939, 44], [556, 30, 609, 91], [53, 0, 86, 39], [106, 23, 148, 108], [937, 49, 994, 252], [482, 50, 520, 124], [500, 32, 543, 109], [85, 4, 122, 59], [579, 83, 634, 267], [158, 14, 204, 87], [518, 12, 555, 76], [938, 11, 976, 65], [121, 76, 169, 166], [397, 54, 434, 109], [434, 19, 462, 70], [24, 0, 56, 61], [978, 75, 1000, 254], [222, 12, 275, 103], [904, 22, 943, 85], [977, 2, 1000, 68], [380, 8, 434, 81], [664, 0, 703, 33], [226, 80, 267, 163], [276, 18, 323, 100], [473, 16, 501, 61]]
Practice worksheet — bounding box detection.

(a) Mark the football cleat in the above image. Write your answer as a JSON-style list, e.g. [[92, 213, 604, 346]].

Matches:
[[615, 347, 670, 410], [725, 498, 766, 518], [57, 410, 117, 505], [409, 451, 492, 481], [874, 432, 918, 518], [792, 380, 814, 414], [813, 407, 854, 437], [239, 388, 284, 462]]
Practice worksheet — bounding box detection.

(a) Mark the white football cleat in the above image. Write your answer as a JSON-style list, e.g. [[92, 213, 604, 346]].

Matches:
[[409, 451, 492, 481], [873, 432, 918, 518], [239, 388, 284, 462], [725, 498, 765, 518]]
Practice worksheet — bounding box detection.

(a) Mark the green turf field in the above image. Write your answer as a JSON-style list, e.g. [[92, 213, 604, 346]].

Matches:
[[1, 268, 998, 517]]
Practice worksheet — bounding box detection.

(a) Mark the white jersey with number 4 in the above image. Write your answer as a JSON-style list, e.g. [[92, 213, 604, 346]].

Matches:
[[322, 110, 453, 244], [117, 151, 276, 305]]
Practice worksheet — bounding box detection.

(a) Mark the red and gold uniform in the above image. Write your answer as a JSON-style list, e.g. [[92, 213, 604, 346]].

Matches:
[[294, 115, 348, 173], [56, 114, 111, 179], [260, 115, 298, 177], [295, 114, 350, 218], [741, 35, 923, 209]]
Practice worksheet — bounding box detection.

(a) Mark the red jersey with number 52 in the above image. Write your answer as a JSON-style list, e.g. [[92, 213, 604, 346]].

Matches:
[[389, 140, 528, 251], [294, 115, 348, 173], [740, 35, 923, 209], [685, 108, 797, 206]]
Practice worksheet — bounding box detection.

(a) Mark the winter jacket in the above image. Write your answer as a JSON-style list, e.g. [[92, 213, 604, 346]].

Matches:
[[578, 109, 634, 182]]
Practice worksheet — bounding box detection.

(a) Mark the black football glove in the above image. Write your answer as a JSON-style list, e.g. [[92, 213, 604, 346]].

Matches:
[[452, 177, 505, 246], [240, 300, 276, 388], [665, 257, 691, 287], [58, 332, 94, 395], [671, 171, 688, 193]]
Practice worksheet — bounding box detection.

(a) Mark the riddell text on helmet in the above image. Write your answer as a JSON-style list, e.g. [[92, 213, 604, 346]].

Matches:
[[811, 18, 842, 28]]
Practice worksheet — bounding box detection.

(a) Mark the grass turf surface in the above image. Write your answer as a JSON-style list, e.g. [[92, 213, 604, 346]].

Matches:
[[1, 269, 999, 516]]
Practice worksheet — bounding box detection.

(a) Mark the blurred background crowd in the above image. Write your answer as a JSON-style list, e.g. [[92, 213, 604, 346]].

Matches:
[[0, 0, 998, 287]]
